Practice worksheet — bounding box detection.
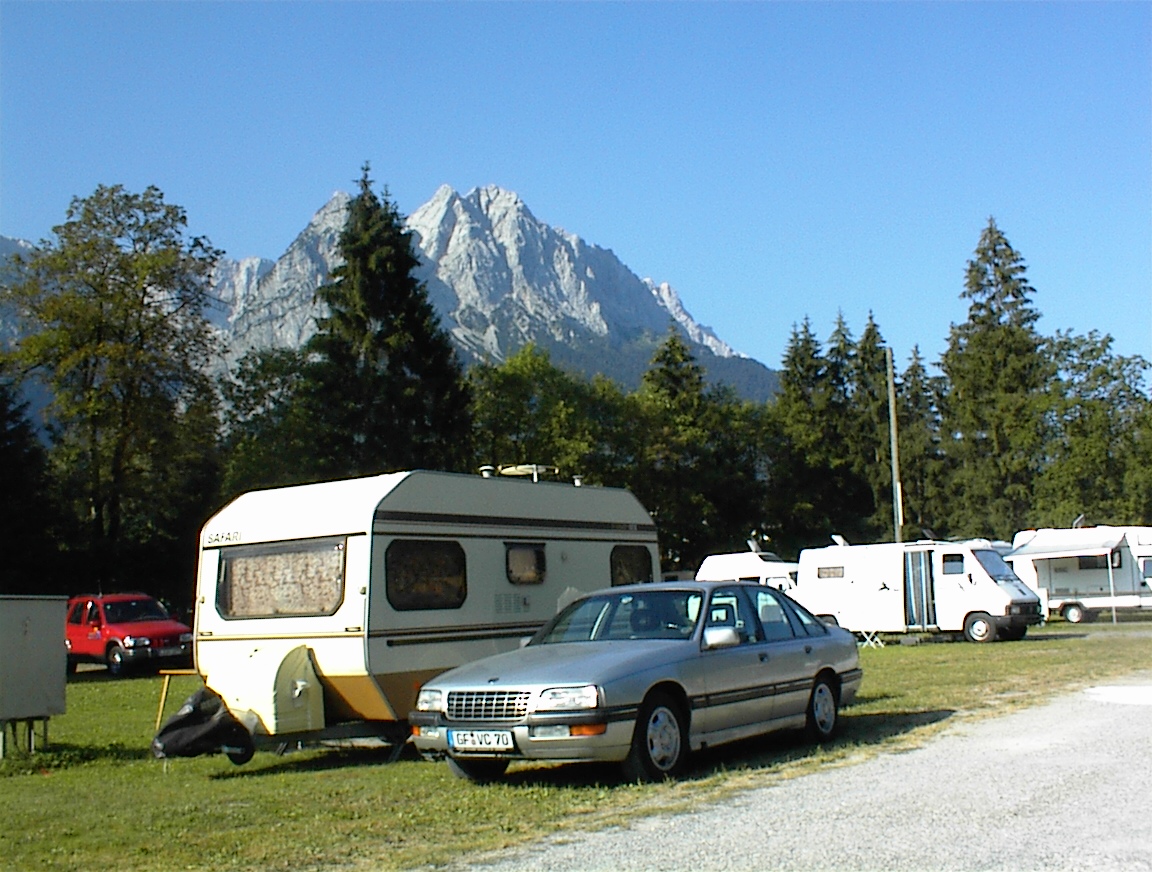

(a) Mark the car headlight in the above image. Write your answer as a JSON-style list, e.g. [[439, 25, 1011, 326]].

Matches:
[[179, 632, 193, 643], [535, 685, 600, 711], [415, 689, 443, 711], [123, 635, 150, 649]]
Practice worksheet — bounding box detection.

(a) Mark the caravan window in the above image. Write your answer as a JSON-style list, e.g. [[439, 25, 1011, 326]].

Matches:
[[610, 546, 654, 585], [386, 539, 466, 610], [816, 566, 844, 579], [1142, 559, 1152, 580], [1079, 552, 1121, 570], [217, 537, 346, 618], [506, 543, 546, 585]]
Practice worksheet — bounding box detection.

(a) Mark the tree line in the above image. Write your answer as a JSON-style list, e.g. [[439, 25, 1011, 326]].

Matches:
[[2, 169, 1149, 604]]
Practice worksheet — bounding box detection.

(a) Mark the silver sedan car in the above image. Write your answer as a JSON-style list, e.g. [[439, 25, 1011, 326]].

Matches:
[[409, 580, 862, 782]]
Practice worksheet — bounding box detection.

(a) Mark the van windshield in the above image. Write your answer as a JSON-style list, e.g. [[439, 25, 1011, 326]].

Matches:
[[972, 550, 1023, 584]]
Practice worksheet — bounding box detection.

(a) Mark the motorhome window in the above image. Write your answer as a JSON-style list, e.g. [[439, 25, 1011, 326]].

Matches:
[[816, 566, 844, 579], [972, 549, 1022, 583], [386, 539, 466, 611], [610, 545, 654, 585], [942, 554, 965, 575], [506, 543, 546, 585], [1078, 552, 1121, 570], [218, 537, 346, 618]]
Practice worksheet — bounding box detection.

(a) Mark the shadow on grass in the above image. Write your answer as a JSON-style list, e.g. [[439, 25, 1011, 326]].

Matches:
[[0, 741, 153, 776], [209, 706, 955, 788]]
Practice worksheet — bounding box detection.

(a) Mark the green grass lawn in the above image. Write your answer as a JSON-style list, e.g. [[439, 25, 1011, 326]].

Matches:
[[3, 621, 1150, 872]]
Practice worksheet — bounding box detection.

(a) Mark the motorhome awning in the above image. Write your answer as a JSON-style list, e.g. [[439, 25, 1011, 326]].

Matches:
[[1008, 529, 1124, 560]]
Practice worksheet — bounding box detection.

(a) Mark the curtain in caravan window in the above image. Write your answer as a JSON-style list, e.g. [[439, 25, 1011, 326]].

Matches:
[[218, 537, 346, 618]]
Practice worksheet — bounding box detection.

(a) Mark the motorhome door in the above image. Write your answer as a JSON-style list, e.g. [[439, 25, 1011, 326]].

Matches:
[[904, 549, 938, 630]]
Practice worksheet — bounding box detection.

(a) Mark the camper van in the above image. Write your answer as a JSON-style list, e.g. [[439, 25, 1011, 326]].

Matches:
[[793, 539, 1042, 643], [192, 471, 659, 750], [695, 551, 799, 589], [1008, 526, 1152, 623]]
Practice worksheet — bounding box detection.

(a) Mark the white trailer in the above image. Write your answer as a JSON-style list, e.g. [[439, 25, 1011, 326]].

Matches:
[[193, 471, 659, 747], [792, 539, 1042, 644], [1007, 526, 1152, 623], [695, 551, 799, 589]]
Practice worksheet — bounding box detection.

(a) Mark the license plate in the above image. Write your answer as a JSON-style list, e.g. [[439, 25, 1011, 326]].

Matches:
[[448, 729, 514, 751], [157, 647, 183, 657]]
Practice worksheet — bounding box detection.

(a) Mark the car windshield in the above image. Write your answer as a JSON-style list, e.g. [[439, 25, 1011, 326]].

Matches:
[[972, 549, 1024, 584], [534, 590, 704, 644], [103, 598, 170, 623]]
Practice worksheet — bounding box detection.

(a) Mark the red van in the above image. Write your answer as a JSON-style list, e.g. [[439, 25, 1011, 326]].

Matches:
[[65, 593, 193, 676]]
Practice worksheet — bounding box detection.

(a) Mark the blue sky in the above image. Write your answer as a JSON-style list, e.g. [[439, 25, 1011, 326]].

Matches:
[[2, 2, 1149, 374]]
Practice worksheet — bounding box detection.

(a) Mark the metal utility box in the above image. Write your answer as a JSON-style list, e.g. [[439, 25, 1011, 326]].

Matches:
[[0, 596, 68, 756]]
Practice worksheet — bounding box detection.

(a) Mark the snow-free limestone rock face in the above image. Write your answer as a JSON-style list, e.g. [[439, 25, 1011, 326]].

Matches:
[[5, 185, 777, 399]]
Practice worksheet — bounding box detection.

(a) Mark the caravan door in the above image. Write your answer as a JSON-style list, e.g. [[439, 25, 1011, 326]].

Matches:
[[903, 549, 938, 631]]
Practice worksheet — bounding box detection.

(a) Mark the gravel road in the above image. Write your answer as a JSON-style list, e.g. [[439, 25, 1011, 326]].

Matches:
[[453, 675, 1152, 872]]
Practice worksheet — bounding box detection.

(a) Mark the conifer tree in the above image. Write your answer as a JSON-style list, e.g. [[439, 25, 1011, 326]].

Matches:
[[897, 347, 946, 538], [938, 218, 1051, 538], [305, 165, 471, 476]]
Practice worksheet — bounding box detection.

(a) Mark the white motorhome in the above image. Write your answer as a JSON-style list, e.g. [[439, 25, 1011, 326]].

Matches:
[[793, 539, 1042, 643], [695, 551, 799, 589], [193, 471, 659, 748], [1007, 526, 1152, 623]]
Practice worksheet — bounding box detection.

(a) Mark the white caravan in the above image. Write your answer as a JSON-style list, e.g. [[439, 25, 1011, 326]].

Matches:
[[793, 539, 1042, 643], [695, 551, 799, 589], [1007, 526, 1152, 623], [193, 471, 659, 747]]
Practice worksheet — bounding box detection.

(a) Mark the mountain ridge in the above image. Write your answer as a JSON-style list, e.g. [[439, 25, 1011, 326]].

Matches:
[[2, 186, 779, 400]]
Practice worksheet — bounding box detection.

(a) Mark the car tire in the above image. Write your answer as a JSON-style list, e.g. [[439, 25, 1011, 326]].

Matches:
[[1062, 604, 1086, 624], [963, 612, 997, 643], [621, 691, 687, 782], [805, 676, 840, 742], [106, 644, 127, 676], [66, 656, 77, 676], [447, 756, 510, 783]]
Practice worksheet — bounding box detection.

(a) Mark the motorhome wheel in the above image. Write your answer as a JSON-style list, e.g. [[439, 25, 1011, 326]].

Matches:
[[963, 612, 997, 643]]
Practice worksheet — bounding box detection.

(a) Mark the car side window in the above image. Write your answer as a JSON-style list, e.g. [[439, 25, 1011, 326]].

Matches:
[[86, 603, 100, 624], [67, 603, 84, 625], [779, 594, 829, 637], [708, 589, 760, 643], [751, 589, 796, 642]]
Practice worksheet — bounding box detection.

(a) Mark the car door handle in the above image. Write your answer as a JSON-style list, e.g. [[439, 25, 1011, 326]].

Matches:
[[759, 653, 770, 662], [805, 645, 813, 654]]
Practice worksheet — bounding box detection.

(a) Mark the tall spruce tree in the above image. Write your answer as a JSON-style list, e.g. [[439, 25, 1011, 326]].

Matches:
[[897, 346, 946, 538], [939, 218, 1051, 539], [305, 166, 471, 476], [766, 319, 872, 553], [851, 314, 893, 538]]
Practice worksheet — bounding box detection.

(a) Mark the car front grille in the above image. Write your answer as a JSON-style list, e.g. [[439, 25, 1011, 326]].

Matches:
[[446, 690, 531, 721]]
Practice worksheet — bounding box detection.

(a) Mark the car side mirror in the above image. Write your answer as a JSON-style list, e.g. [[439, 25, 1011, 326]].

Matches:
[[703, 626, 741, 649]]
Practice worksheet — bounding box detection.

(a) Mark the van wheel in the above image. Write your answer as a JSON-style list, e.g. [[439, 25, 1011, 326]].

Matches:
[[106, 644, 127, 676], [805, 677, 839, 742], [963, 612, 997, 643], [1062, 604, 1086, 624], [447, 756, 510, 783], [622, 691, 687, 781]]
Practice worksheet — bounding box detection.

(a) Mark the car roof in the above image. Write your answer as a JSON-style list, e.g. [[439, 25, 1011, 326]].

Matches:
[[68, 592, 153, 602], [595, 579, 763, 596]]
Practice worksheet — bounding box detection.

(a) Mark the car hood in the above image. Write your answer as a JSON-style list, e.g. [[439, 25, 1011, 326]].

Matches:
[[107, 619, 190, 637], [430, 639, 696, 689]]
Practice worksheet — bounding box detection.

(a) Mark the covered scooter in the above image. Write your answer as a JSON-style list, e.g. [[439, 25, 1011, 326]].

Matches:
[[151, 687, 255, 765]]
